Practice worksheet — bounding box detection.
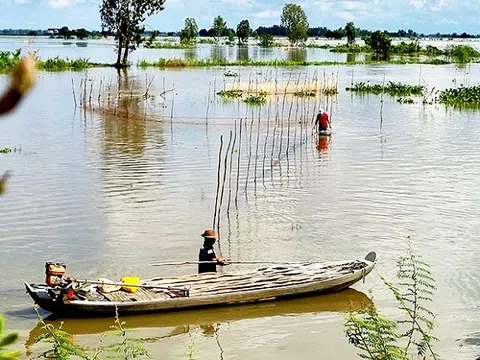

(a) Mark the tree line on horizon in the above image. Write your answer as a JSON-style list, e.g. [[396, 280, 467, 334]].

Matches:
[[3, 0, 478, 68]]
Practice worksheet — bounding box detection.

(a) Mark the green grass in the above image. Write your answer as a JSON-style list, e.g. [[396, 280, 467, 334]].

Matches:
[[136, 57, 455, 68], [0, 147, 12, 154], [37, 57, 95, 71], [0, 49, 21, 71], [144, 41, 193, 49], [346, 81, 424, 96]]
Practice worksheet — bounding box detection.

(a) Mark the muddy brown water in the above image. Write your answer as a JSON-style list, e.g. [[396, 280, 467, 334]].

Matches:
[[1, 37, 480, 359]]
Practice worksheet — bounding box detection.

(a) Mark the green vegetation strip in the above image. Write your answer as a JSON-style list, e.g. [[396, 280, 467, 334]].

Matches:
[[439, 86, 480, 104], [346, 81, 424, 96]]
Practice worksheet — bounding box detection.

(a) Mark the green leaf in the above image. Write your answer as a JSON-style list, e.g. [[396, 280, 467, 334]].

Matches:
[[0, 333, 18, 348]]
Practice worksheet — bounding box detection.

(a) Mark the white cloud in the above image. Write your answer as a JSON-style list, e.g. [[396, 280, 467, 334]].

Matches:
[[253, 10, 281, 19], [341, 1, 366, 10], [47, 0, 84, 9], [13, 0, 30, 4], [335, 11, 356, 21]]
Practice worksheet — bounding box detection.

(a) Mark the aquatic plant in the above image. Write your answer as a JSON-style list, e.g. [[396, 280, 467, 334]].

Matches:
[[217, 89, 243, 98], [144, 41, 193, 49], [293, 90, 316, 97], [345, 240, 439, 360], [35, 307, 93, 359], [439, 85, 480, 104], [223, 70, 239, 77], [329, 44, 371, 53], [197, 38, 216, 44], [0, 315, 20, 360], [346, 81, 424, 96], [243, 94, 267, 105], [323, 88, 339, 96], [137, 57, 454, 69], [397, 97, 414, 104], [0, 148, 12, 154], [107, 307, 149, 359]]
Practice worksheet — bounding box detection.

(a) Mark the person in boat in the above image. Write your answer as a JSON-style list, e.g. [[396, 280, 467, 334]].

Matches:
[[198, 229, 229, 274], [315, 109, 330, 133]]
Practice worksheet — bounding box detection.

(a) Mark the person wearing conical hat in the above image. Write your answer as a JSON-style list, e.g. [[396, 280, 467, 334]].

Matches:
[[198, 229, 229, 274]]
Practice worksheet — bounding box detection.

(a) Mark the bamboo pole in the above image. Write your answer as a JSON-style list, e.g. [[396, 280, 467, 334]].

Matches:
[[212, 135, 224, 229]]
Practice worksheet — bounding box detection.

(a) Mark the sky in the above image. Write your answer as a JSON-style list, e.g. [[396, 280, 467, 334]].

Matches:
[[1, 0, 480, 34]]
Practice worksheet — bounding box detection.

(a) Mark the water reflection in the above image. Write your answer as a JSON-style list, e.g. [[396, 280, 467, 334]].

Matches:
[[286, 48, 307, 62], [237, 46, 249, 62], [346, 53, 358, 63], [25, 289, 372, 350], [211, 45, 227, 62], [316, 135, 331, 153], [185, 47, 198, 60]]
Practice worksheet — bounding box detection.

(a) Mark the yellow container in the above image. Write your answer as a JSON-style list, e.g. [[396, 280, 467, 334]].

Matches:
[[121, 277, 140, 293]]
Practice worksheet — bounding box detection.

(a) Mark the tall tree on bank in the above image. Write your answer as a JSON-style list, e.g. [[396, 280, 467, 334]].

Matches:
[[280, 3, 309, 45], [236, 19, 250, 45], [345, 21, 356, 45], [100, 0, 165, 68], [179, 17, 199, 44], [211, 15, 226, 42]]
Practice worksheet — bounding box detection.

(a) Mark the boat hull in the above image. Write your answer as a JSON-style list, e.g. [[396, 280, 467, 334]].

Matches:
[[26, 252, 376, 317]]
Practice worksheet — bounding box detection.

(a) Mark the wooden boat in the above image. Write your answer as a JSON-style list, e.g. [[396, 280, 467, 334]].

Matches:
[[25, 252, 376, 317], [26, 288, 372, 348]]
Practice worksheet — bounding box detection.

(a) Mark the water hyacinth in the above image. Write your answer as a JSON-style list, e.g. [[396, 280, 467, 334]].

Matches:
[[346, 81, 424, 96], [439, 85, 480, 104]]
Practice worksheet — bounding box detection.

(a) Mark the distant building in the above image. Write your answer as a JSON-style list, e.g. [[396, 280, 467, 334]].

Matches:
[[47, 28, 60, 35]]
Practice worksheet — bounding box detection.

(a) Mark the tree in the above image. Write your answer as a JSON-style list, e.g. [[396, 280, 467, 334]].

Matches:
[[199, 28, 208, 37], [74, 28, 92, 40], [259, 33, 274, 48], [226, 28, 235, 44], [345, 21, 356, 45], [280, 3, 308, 45], [362, 30, 392, 58], [211, 15, 226, 42], [58, 26, 73, 39], [236, 19, 250, 45], [179, 17, 198, 44], [100, 0, 165, 68]]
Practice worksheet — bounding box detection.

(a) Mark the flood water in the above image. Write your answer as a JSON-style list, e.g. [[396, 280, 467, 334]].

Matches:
[[1, 37, 480, 359]]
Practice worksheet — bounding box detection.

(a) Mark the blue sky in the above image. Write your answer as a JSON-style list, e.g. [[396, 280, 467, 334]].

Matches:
[[1, 0, 480, 33]]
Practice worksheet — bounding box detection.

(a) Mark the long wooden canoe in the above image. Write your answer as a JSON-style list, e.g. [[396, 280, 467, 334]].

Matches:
[[25, 252, 376, 317]]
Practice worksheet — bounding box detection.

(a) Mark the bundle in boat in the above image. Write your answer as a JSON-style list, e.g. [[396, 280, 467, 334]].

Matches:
[[25, 252, 377, 317]]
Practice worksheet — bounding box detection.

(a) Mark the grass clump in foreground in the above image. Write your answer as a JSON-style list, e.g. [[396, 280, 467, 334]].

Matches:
[[346, 81, 424, 96], [345, 239, 439, 360], [439, 85, 480, 105]]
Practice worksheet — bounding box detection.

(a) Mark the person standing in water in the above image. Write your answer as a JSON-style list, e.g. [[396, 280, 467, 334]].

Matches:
[[315, 109, 330, 132], [198, 229, 229, 274]]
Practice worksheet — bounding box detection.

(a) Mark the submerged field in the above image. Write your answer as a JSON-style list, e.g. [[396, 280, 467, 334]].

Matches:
[[1, 37, 480, 359]]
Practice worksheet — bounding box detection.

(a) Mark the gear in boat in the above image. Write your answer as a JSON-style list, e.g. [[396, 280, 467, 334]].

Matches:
[[25, 252, 377, 318]]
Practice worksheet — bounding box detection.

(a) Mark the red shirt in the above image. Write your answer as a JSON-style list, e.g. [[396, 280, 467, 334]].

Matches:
[[320, 112, 329, 127]]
